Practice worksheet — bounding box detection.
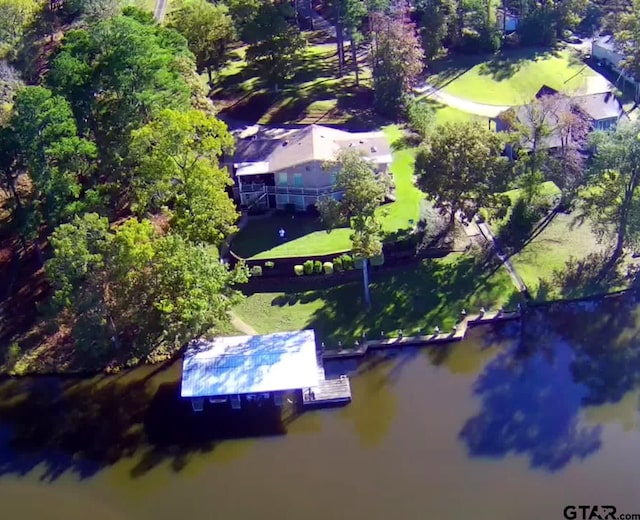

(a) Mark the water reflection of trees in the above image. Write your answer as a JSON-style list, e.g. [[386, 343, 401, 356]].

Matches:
[[460, 298, 640, 471], [0, 361, 286, 481]]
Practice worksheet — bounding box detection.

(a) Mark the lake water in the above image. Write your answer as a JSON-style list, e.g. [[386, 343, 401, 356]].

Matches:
[[1, 299, 640, 520]]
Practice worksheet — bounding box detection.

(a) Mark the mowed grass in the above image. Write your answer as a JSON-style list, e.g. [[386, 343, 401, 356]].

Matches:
[[507, 213, 636, 301], [431, 48, 598, 105], [214, 40, 376, 127], [233, 253, 520, 345]]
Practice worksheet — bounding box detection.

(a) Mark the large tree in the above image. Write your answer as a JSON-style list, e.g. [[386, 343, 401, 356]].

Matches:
[[415, 121, 511, 226], [169, 0, 236, 86], [370, 2, 424, 116], [580, 120, 640, 262], [317, 149, 391, 306], [0, 0, 39, 54], [243, 0, 306, 88], [47, 213, 247, 360], [47, 9, 194, 178], [11, 86, 97, 242], [130, 109, 237, 246]]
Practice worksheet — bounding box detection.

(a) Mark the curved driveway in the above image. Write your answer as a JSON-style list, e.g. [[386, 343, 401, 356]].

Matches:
[[414, 82, 512, 118]]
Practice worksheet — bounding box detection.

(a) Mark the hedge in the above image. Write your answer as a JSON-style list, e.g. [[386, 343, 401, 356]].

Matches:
[[250, 265, 263, 277], [303, 259, 314, 275], [313, 260, 322, 274], [294, 265, 304, 276], [323, 261, 333, 274]]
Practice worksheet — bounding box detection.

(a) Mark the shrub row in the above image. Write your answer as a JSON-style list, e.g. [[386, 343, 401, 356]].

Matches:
[[249, 260, 275, 277], [294, 254, 356, 276]]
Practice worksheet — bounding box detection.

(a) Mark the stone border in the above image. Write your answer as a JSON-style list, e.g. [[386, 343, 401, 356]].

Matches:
[[322, 309, 521, 359]]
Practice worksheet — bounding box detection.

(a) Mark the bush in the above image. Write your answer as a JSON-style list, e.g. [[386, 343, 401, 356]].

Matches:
[[341, 254, 353, 270], [407, 98, 435, 138], [323, 261, 334, 274], [353, 256, 364, 269], [313, 260, 322, 273], [503, 31, 520, 48], [250, 265, 263, 277], [264, 261, 275, 269], [5, 342, 20, 367], [303, 259, 314, 275], [294, 264, 304, 276], [370, 253, 385, 266], [333, 256, 344, 272]]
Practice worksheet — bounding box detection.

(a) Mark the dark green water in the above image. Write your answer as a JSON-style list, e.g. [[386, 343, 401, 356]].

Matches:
[[1, 299, 640, 519]]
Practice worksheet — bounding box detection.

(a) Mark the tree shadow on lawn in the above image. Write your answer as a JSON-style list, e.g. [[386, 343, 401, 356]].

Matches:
[[0, 361, 290, 482], [231, 214, 326, 259], [534, 251, 636, 302], [477, 46, 563, 83], [270, 252, 521, 345]]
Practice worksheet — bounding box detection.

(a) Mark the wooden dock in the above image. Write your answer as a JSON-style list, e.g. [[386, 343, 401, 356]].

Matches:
[[302, 362, 352, 407], [322, 310, 520, 360]]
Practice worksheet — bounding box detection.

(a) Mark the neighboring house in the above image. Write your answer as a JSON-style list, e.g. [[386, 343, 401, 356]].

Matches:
[[494, 85, 628, 156], [496, 8, 519, 33], [226, 124, 392, 211], [592, 35, 640, 100]]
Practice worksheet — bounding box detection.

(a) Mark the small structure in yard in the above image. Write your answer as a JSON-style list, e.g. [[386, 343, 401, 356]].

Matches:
[[181, 329, 351, 412]]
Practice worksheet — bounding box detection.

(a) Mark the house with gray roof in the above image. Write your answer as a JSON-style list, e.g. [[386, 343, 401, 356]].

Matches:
[[226, 124, 392, 211], [493, 85, 628, 155]]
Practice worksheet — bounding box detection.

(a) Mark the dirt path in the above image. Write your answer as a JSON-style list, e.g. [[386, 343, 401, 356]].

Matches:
[[229, 312, 258, 335]]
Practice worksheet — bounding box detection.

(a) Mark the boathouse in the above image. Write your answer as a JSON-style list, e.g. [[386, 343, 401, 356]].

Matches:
[[181, 330, 321, 412]]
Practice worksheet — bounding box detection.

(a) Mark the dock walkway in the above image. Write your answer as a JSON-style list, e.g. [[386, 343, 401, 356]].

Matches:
[[322, 309, 520, 360], [302, 360, 352, 407]]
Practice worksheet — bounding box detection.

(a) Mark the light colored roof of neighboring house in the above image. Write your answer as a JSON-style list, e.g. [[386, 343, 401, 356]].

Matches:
[[231, 124, 392, 174], [495, 85, 627, 150], [593, 35, 620, 53], [574, 91, 625, 121], [181, 330, 319, 397]]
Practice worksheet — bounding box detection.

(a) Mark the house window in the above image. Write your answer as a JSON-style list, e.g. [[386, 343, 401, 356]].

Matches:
[[277, 172, 288, 186], [293, 173, 304, 187], [330, 171, 338, 185]]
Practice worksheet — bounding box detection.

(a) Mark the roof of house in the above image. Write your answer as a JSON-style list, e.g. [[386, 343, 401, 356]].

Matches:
[[180, 330, 320, 398], [593, 35, 620, 53], [496, 85, 626, 150], [574, 91, 623, 121], [231, 124, 392, 175]]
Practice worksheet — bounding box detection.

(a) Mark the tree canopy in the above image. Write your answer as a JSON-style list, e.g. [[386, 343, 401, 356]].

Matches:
[[370, 4, 424, 115], [580, 121, 640, 262], [130, 108, 237, 246], [47, 10, 195, 175], [243, 0, 306, 87], [169, 0, 236, 85], [317, 149, 390, 305], [47, 214, 247, 360], [415, 121, 511, 224]]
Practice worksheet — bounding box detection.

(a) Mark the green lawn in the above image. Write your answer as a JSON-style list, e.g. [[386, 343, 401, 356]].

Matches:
[[231, 124, 422, 259], [430, 48, 599, 106], [507, 212, 636, 301], [214, 40, 377, 127], [233, 253, 520, 345]]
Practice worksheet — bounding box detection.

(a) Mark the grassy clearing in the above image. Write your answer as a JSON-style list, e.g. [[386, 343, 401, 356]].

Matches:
[[231, 124, 422, 259], [233, 253, 520, 345], [430, 48, 598, 105], [507, 212, 639, 301], [213, 40, 379, 128]]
